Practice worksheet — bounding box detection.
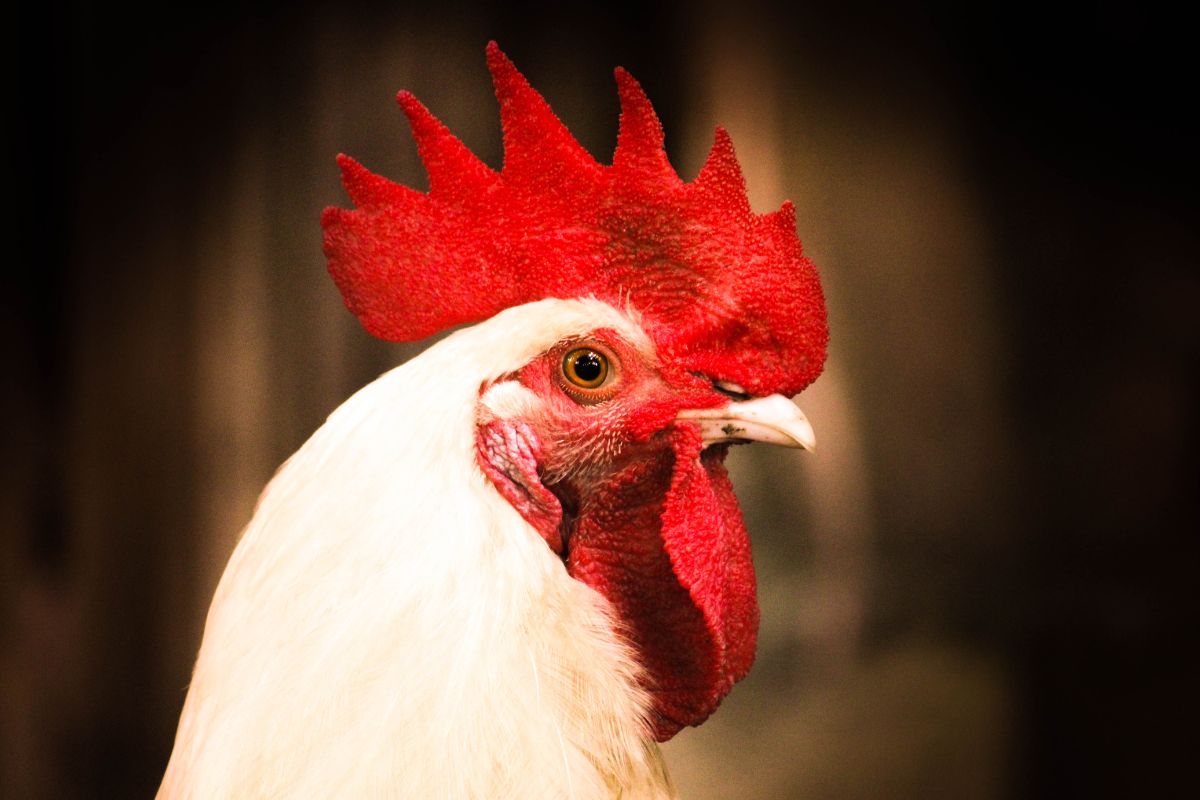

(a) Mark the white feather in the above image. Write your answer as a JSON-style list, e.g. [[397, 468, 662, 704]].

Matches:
[[159, 298, 677, 799]]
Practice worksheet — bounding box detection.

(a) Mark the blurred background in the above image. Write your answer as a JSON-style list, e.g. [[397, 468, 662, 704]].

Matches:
[[4, 1, 1196, 797]]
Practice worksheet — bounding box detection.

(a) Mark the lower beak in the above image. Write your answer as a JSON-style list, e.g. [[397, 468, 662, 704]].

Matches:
[[677, 394, 816, 452]]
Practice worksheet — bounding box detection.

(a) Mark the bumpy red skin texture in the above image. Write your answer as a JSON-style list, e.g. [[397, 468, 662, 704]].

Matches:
[[322, 43, 828, 399], [477, 332, 757, 740], [476, 418, 564, 554], [566, 430, 758, 738]]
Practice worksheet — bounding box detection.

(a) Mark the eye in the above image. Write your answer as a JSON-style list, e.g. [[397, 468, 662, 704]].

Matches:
[[562, 348, 610, 389], [555, 340, 623, 405]]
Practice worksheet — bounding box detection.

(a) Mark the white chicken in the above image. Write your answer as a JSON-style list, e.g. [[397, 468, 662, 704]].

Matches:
[[159, 43, 827, 799]]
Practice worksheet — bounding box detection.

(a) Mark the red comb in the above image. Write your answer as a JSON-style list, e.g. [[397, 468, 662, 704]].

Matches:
[[322, 42, 828, 396]]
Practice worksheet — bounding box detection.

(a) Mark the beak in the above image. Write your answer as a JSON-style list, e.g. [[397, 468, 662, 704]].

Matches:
[[678, 394, 816, 452]]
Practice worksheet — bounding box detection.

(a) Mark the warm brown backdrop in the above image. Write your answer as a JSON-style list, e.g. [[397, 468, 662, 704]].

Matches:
[[5, 1, 1195, 798]]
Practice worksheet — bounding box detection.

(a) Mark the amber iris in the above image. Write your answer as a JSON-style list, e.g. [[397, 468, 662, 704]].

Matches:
[[563, 348, 609, 389]]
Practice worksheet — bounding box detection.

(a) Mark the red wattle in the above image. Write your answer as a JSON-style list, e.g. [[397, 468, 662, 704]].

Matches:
[[565, 425, 758, 740]]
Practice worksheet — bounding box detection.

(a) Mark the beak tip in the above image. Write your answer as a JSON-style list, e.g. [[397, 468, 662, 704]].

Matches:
[[680, 394, 817, 452]]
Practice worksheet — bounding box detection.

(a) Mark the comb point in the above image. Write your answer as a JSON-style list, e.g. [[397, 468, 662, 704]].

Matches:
[[397, 90, 495, 198], [337, 154, 418, 208], [487, 43, 599, 183], [613, 68, 675, 181], [762, 200, 797, 231], [692, 127, 751, 216]]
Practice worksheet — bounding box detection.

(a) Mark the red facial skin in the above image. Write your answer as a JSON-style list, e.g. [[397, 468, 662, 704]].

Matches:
[[477, 330, 761, 740]]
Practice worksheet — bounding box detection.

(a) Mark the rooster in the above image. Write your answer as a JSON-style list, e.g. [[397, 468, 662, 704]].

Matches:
[[159, 43, 827, 799]]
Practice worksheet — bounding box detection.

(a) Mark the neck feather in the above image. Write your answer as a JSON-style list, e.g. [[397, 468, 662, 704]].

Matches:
[[160, 299, 674, 799]]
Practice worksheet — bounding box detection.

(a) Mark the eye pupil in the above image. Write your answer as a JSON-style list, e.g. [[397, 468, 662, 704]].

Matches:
[[563, 348, 610, 390], [573, 353, 603, 382]]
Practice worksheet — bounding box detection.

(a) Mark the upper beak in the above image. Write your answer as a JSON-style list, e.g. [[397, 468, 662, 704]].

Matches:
[[677, 394, 816, 452]]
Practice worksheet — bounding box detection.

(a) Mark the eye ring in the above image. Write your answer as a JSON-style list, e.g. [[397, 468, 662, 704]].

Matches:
[[562, 348, 610, 389]]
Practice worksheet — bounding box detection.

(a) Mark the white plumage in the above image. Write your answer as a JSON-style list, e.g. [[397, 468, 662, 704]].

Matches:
[[160, 299, 676, 799]]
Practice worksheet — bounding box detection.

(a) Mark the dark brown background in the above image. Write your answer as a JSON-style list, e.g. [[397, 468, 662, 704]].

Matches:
[[5, 1, 1196, 797]]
